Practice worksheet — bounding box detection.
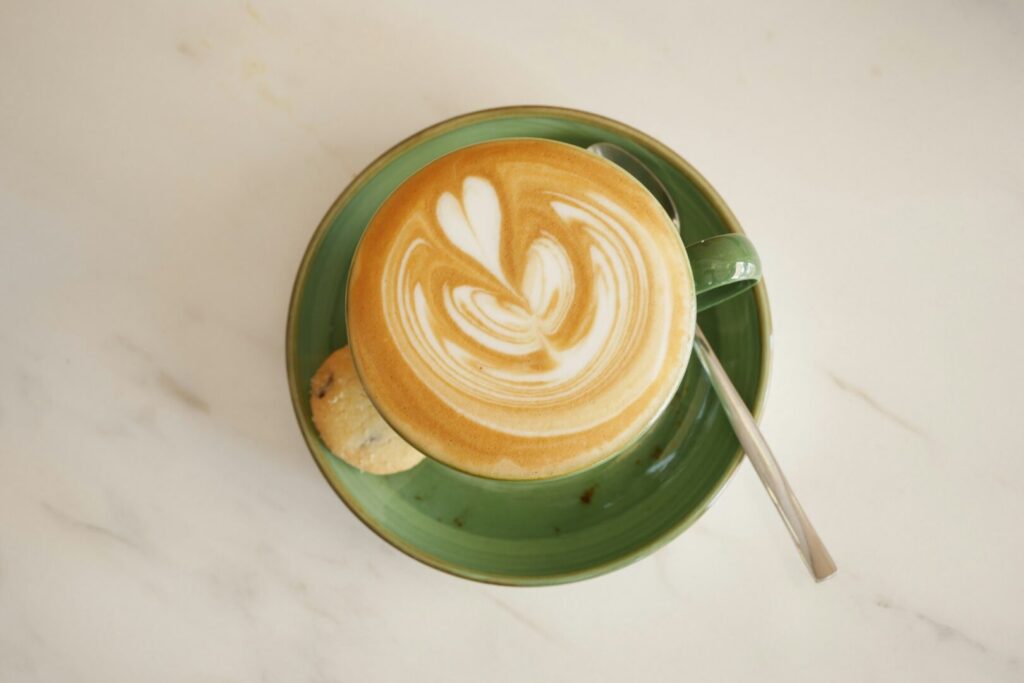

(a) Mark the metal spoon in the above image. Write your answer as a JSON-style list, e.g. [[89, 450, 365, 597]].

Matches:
[[588, 142, 836, 581]]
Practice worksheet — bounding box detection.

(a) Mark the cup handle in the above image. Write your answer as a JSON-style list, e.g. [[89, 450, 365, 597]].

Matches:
[[685, 234, 762, 312]]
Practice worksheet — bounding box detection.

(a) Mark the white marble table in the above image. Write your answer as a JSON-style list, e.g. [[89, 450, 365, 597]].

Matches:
[[2, 1, 1022, 680]]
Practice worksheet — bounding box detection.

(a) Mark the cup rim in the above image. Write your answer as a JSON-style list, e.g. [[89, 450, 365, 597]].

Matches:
[[286, 105, 773, 585], [343, 136, 698, 481]]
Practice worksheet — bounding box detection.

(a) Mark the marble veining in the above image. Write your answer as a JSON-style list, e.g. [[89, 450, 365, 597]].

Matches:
[[156, 371, 211, 414], [1, 0, 1022, 681], [39, 502, 145, 554], [873, 595, 1022, 672], [482, 593, 561, 642], [828, 370, 928, 439]]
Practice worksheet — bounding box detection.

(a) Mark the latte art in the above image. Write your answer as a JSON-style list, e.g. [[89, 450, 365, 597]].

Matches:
[[395, 176, 649, 416], [348, 140, 694, 479]]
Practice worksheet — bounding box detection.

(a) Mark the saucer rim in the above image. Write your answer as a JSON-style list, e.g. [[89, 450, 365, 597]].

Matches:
[[285, 105, 773, 586]]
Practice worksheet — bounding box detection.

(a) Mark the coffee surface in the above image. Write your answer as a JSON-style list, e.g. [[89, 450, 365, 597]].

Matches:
[[348, 139, 694, 479]]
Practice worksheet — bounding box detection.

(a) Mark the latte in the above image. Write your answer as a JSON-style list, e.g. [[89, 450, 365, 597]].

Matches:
[[347, 139, 694, 479]]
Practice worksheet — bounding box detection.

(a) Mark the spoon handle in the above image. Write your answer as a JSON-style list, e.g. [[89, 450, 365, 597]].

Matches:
[[693, 326, 837, 581]]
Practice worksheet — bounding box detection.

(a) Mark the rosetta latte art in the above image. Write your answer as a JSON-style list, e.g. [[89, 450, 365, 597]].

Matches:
[[389, 175, 653, 423], [348, 140, 693, 478]]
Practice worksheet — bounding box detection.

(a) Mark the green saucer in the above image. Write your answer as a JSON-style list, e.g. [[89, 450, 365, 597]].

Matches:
[[286, 106, 771, 585]]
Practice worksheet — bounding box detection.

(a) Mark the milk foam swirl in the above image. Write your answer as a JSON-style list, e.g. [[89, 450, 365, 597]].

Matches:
[[348, 140, 693, 479], [387, 177, 653, 430]]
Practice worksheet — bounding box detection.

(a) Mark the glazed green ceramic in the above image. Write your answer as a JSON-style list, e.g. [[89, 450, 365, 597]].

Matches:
[[286, 106, 771, 585]]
